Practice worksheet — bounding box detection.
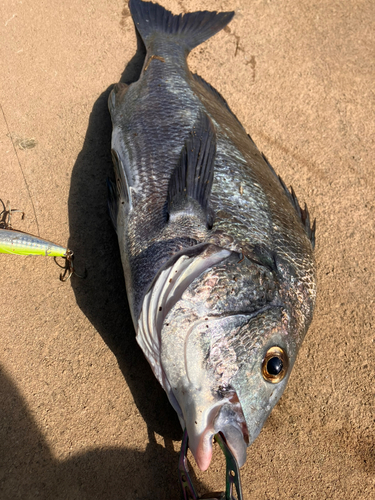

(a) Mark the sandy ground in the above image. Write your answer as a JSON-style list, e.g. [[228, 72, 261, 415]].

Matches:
[[0, 0, 374, 498]]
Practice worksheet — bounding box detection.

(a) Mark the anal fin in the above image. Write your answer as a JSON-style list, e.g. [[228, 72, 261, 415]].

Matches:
[[108, 82, 129, 116]]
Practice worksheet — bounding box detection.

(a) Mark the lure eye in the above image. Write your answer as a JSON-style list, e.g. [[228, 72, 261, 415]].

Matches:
[[262, 346, 288, 383]]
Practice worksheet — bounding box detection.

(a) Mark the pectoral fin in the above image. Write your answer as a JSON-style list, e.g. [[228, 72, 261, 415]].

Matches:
[[167, 112, 216, 228]]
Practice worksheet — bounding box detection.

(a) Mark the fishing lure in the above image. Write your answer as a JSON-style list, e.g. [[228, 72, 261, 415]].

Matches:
[[0, 200, 76, 281]]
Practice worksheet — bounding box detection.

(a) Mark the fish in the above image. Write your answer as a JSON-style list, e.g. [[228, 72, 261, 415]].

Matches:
[[0, 227, 75, 280], [108, 0, 316, 473]]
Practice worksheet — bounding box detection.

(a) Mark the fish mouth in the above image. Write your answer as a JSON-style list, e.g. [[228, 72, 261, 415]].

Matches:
[[187, 392, 249, 471]]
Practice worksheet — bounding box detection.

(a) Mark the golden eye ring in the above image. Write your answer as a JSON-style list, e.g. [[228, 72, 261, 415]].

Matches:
[[262, 346, 289, 383]]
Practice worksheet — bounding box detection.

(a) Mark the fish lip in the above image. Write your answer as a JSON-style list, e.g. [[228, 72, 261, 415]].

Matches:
[[187, 393, 249, 471], [213, 398, 249, 468], [191, 429, 214, 472]]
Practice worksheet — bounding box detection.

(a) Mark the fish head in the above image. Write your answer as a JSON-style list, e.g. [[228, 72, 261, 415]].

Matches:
[[160, 250, 302, 471]]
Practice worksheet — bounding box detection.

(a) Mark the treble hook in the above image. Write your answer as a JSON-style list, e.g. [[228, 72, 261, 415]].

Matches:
[[0, 198, 87, 282], [0, 199, 25, 229], [54, 250, 87, 282]]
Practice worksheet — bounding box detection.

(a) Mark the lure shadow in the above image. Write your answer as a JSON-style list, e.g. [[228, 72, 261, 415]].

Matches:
[[66, 28, 193, 491]]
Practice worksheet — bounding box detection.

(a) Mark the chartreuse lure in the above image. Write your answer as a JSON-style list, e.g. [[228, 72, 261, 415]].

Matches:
[[0, 228, 71, 258], [0, 200, 75, 281]]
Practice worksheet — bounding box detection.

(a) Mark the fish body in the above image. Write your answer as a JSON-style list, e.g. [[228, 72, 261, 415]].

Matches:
[[0, 228, 69, 257], [108, 0, 316, 472]]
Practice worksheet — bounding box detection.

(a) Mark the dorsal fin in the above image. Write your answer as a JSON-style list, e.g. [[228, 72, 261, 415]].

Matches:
[[192, 73, 246, 131], [262, 152, 316, 248], [167, 112, 216, 226], [261, 152, 278, 179], [192, 74, 232, 113]]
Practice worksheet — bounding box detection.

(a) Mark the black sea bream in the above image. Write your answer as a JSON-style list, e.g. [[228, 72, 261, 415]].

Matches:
[[108, 0, 316, 472]]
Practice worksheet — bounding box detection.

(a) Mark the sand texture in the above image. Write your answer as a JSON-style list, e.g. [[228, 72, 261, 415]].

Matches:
[[0, 0, 374, 498]]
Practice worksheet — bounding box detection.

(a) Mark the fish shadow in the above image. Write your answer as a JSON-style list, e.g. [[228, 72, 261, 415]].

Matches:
[[66, 29, 202, 496], [0, 366, 182, 500]]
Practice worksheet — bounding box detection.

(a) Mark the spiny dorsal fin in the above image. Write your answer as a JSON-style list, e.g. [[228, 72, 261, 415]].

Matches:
[[167, 112, 216, 226], [262, 152, 316, 248], [261, 152, 278, 179]]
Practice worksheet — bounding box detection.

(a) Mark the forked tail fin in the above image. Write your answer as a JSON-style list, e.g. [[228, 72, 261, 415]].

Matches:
[[129, 0, 234, 54]]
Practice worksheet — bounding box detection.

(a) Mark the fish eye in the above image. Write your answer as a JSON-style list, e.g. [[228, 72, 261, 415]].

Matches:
[[262, 346, 289, 383]]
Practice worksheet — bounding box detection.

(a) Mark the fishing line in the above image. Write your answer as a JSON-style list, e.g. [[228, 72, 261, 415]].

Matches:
[[0, 103, 40, 236]]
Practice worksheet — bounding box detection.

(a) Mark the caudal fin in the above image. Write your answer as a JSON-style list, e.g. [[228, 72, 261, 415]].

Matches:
[[129, 0, 234, 53]]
